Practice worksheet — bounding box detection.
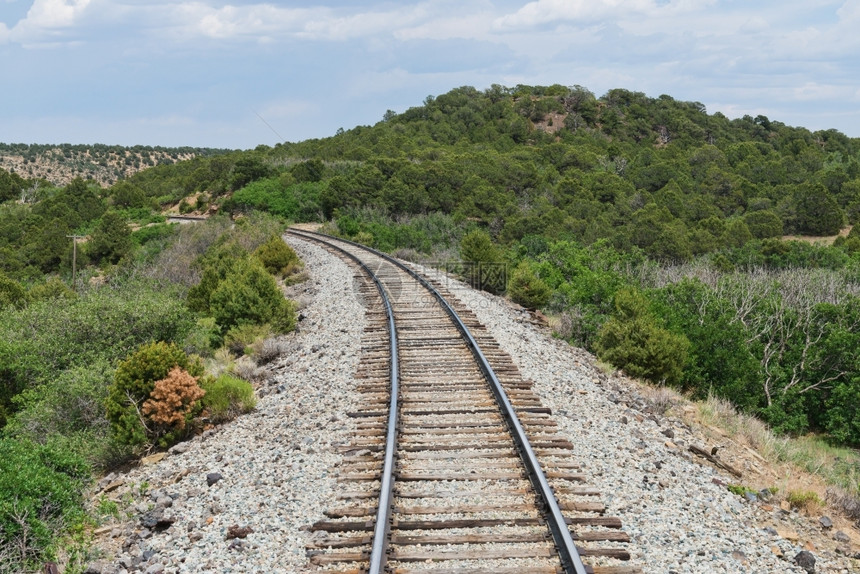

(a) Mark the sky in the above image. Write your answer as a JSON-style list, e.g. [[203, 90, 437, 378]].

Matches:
[[1, 0, 859, 149]]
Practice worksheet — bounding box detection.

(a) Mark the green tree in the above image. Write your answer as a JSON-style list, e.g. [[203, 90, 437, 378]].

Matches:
[[253, 235, 300, 276], [507, 260, 551, 309], [0, 272, 28, 310], [460, 229, 505, 293], [88, 210, 132, 265], [0, 168, 26, 203], [744, 210, 783, 239], [793, 183, 844, 236], [595, 288, 690, 386], [208, 257, 297, 333]]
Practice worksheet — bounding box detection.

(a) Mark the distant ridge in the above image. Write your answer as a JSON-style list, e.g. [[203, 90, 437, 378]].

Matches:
[[0, 143, 231, 187]]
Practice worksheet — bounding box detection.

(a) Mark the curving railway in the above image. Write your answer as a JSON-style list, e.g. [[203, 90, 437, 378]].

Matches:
[[288, 229, 641, 574]]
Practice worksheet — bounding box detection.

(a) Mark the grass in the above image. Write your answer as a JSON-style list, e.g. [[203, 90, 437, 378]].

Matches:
[[698, 393, 860, 520]]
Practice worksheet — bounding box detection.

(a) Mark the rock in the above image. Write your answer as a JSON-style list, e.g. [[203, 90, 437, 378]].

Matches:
[[833, 530, 850, 543], [206, 472, 223, 487], [144, 564, 164, 574], [818, 515, 832, 529], [168, 442, 191, 455], [779, 500, 791, 511], [777, 528, 800, 541], [744, 491, 758, 503], [83, 562, 108, 574], [793, 550, 816, 573], [155, 496, 173, 509], [661, 428, 675, 439], [731, 550, 748, 563], [189, 531, 203, 542], [140, 452, 166, 465], [140, 510, 175, 531], [101, 480, 124, 493], [226, 524, 254, 539]]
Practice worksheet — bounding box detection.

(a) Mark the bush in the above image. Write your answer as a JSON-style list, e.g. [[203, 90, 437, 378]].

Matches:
[[27, 278, 76, 303], [208, 257, 297, 334], [460, 229, 505, 293], [105, 342, 203, 448], [141, 367, 206, 447], [785, 489, 822, 511], [87, 210, 132, 265], [224, 323, 272, 356], [181, 317, 221, 356], [595, 288, 690, 386], [253, 235, 301, 276], [0, 272, 27, 310], [0, 438, 89, 571], [8, 362, 112, 441], [507, 260, 551, 309], [201, 374, 256, 424]]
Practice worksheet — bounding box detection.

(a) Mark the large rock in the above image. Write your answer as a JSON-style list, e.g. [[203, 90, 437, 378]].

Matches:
[[794, 550, 816, 573]]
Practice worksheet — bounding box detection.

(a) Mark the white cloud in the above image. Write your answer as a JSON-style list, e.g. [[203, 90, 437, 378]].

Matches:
[[491, 0, 718, 30], [793, 81, 848, 101], [8, 0, 92, 44], [0, 22, 9, 43]]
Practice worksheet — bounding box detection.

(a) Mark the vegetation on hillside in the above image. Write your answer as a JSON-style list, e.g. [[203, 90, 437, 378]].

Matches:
[[0, 143, 229, 188], [2, 82, 860, 569], [0, 206, 298, 571]]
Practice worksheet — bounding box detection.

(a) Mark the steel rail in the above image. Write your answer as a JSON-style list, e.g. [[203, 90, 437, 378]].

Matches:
[[287, 231, 399, 574], [289, 229, 588, 574]]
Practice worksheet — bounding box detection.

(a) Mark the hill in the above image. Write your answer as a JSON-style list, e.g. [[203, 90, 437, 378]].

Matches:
[[0, 143, 230, 188]]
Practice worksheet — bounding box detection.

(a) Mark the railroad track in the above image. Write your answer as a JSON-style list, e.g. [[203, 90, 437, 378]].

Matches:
[[288, 229, 640, 574]]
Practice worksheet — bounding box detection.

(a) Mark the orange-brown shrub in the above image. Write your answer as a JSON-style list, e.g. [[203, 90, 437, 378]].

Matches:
[[142, 367, 206, 432]]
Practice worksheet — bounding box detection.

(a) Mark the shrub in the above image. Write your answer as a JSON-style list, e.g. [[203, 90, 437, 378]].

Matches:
[[208, 257, 297, 334], [141, 367, 206, 447], [27, 278, 76, 303], [87, 210, 132, 265], [460, 229, 505, 293], [0, 272, 27, 310], [507, 260, 551, 309], [595, 288, 690, 386], [253, 235, 301, 276], [785, 489, 822, 511], [0, 438, 89, 571], [224, 323, 272, 356], [8, 362, 112, 440], [105, 342, 203, 448], [201, 374, 256, 424], [181, 317, 221, 356]]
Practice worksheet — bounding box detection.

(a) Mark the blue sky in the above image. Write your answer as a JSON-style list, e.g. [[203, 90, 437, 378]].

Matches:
[[1, 0, 859, 149]]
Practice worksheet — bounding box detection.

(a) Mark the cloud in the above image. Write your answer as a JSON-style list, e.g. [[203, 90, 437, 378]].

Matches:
[[7, 0, 93, 44], [493, 0, 669, 30]]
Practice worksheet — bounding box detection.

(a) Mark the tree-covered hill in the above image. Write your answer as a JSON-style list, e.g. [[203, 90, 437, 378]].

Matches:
[[106, 84, 858, 260]]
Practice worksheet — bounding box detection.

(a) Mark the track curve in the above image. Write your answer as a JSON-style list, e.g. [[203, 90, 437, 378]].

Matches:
[[288, 229, 640, 574]]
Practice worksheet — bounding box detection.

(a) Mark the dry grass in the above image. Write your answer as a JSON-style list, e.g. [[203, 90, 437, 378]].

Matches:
[[639, 385, 681, 415], [697, 394, 860, 521]]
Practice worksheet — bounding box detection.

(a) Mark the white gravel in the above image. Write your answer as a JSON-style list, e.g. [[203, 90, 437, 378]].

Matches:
[[86, 240, 856, 574], [412, 263, 855, 574], [87, 238, 364, 574]]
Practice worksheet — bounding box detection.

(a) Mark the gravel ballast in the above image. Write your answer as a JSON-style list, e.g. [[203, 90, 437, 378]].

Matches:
[[86, 239, 857, 574]]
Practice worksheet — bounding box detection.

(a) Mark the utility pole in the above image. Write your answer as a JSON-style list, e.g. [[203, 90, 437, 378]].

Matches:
[[67, 234, 84, 291]]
